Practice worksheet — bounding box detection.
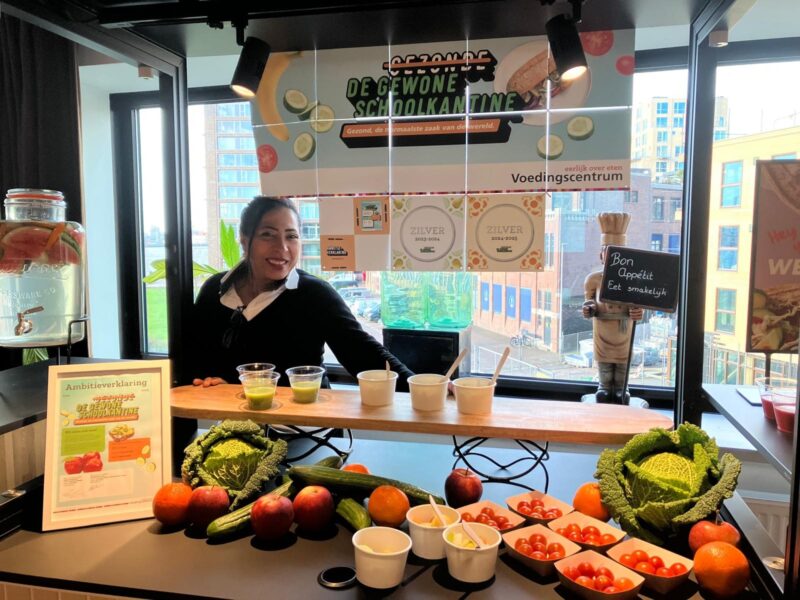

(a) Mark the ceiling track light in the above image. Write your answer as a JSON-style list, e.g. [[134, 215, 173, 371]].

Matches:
[[230, 18, 271, 98], [544, 0, 588, 83]]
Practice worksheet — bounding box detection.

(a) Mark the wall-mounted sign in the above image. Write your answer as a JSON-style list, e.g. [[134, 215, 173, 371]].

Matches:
[[320, 196, 390, 271], [599, 246, 679, 312], [252, 31, 633, 196], [391, 196, 465, 271], [747, 160, 800, 353], [43, 360, 171, 531], [466, 193, 545, 271]]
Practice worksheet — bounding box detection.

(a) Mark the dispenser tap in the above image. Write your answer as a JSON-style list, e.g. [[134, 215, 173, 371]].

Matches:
[[15, 306, 44, 336]]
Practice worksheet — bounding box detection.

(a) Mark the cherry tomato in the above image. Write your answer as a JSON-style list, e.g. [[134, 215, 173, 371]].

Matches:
[[635, 561, 656, 574], [603, 586, 620, 593], [556, 527, 568, 537], [531, 542, 547, 553], [476, 513, 491, 524], [543, 511, 558, 520], [529, 533, 547, 546], [594, 575, 613, 590], [549, 508, 563, 518], [566, 523, 582, 535], [582, 526, 600, 537], [517, 501, 531, 510], [615, 577, 634, 591], [599, 533, 617, 545], [619, 553, 637, 568], [632, 549, 649, 563], [499, 522, 513, 530], [650, 555, 665, 569], [485, 519, 498, 529], [480, 507, 495, 517], [531, 550, 546, 560], [516, 541, 533, 555], [563, 565, 580, 580], [548, 551, 564, 560], [516, 505, 532, 516], [616, 55, 635, 76], [531, 499, 544, 508], [256, 144, 278, 173], [583, 534, 600, 545], [595, 567, 614, 579], [568, 531, 583, 542], [575, 575, 595, 589], [495, 515, 509, 527], [577, 561, 595, 577], [547, 542, 564, 555], [670, 563, 689, 576], [461, 512, 474, 522], [580, 30, 614, 56], [656, 567, 673, 577]]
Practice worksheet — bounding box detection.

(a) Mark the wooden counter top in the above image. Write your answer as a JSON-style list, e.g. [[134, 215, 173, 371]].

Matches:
[[171, 385, 672, 445]]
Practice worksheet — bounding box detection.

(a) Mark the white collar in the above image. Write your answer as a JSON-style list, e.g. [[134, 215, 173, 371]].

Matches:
[[219, 267, 299, 321]]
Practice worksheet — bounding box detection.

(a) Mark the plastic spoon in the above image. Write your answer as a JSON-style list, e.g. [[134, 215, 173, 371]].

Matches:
[[461, 521, 487, 549], [491, 346, 511, 385], [385, 360, 391, 379], [429, 494, 448, 527], [444, 348, 469, 380]]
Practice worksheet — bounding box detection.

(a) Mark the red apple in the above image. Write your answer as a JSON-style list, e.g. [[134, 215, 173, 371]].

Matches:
[[251, 494, 295, 541], [444, 468, 483, 508], [292, 485, 335, 532], [187, 486, 230, 530], [688, 519, 741, 553]]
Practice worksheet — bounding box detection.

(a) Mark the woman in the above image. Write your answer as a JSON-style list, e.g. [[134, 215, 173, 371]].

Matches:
[[190, 196, 413, 389]]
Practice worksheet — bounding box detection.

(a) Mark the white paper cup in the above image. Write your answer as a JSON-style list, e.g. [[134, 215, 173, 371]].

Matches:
[[443, 522, 502, 583], [408, 374, 448, 412], [352, 526, 412, 589], [357, 370, 398, 407], [453, 377, 496, 415], [407, 504, 461, 560]]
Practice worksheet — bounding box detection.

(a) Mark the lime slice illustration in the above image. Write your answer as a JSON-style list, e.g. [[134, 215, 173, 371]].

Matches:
[[283, 89, 309, 114], [537, 134, 564, 159], [567, 116, 595, 140], [310, 104, 335, 133], [293, 132, 316, 161]]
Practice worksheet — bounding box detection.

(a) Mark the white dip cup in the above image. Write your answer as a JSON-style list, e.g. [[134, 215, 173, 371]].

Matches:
[[453, 377, 496, 415], [408, 373, 448, 411], [352, 526, 412, 589], [357, 370, 398, 407], [406, 504, 461, 560], [442, 522, 502, 583]]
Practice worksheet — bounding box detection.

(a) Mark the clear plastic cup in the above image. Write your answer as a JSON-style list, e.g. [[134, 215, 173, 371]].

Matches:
[[408, 374, 448, 412], [357, 370, 398, 407], [239, 371, 280, 410], [757, 376, 797, 428], [352, 527, 412, 589], [236, 362, 276, 375], [453, 377, 496, 415], [286, 366, 325, 404]]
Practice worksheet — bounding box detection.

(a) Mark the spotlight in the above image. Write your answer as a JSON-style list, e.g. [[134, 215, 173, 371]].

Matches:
[[230, 37, 271, 98], [545, 13, 587, 82]]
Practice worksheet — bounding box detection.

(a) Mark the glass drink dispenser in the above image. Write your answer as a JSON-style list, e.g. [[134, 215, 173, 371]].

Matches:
[[0, 189, 85, 347]]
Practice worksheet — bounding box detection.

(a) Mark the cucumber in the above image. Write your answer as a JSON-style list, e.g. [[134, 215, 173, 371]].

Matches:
[[297, 100, 319, 121], [293, 132, 315, 161], [283, 89, 309, 114], [288, 465, 445, 506], [316, 455, 345, 469], [336, 497, 371, 530], [566, 115, 594, 141], [536, 134, 564, 160], [310, 104, 335, 133]]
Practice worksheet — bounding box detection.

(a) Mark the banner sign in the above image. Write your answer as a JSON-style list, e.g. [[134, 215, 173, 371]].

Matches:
[[252, 31, 633, 196], [391, 195, 465, 271], [747, 160, 800, 353], [599, 246, 679, 312], [43, 361, 171, 531], [466, 193, 545, 271]]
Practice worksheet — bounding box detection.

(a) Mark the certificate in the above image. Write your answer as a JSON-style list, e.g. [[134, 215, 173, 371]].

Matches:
[[42, 360, 172, 530]]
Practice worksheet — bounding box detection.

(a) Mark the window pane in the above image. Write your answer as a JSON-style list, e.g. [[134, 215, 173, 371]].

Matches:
[[720, 186, 741, 207], [722, 161, 742, 184]]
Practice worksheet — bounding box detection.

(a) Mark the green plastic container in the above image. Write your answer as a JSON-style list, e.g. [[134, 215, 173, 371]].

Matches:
[[426, 272, 474, 329], [380, 272, 427, 329]]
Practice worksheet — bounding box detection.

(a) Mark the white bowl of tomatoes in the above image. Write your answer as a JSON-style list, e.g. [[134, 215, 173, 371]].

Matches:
[[502, 523, 582, 577], [547, 512, 625, 553], [506, 490, 573, 524], [606, 537, 693, 595], [555, 550, 644, 599]]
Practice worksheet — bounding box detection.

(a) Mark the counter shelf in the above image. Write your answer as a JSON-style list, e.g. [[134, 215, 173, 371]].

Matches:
[[172, 384, 673, 491]]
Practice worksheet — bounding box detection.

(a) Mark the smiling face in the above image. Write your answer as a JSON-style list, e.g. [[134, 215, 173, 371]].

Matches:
[[242, 206, 300, 287]]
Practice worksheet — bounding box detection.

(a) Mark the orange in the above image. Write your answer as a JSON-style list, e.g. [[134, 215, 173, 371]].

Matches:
[[342, 463, 370, 474], [368, 485, 410, 527], [152, 482, 193, 526], [694, 541, 750, 598], [572, 481, 611, 522]]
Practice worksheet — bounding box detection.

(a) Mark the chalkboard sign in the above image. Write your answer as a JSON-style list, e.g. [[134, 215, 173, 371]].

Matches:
[[599, 246, 680, 312]]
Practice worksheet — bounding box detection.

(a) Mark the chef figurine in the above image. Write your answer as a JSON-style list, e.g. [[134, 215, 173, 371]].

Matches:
[[582, 212, 643, 404]]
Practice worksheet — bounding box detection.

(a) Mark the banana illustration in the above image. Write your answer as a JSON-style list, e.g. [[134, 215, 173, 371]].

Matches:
[[256, 52, 301, 143]]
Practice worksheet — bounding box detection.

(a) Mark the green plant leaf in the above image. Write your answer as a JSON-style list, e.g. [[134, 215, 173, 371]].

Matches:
[[142, 259, 168, 284], [23, 347, 49, 365], [220, 221, 242, 270]]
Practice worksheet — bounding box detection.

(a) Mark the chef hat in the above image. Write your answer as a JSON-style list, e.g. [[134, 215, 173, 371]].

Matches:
[[598, 212, 631, 246]]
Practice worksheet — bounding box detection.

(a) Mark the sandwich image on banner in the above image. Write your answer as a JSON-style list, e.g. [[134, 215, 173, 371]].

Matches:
[[391, 195, 465, 271]]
